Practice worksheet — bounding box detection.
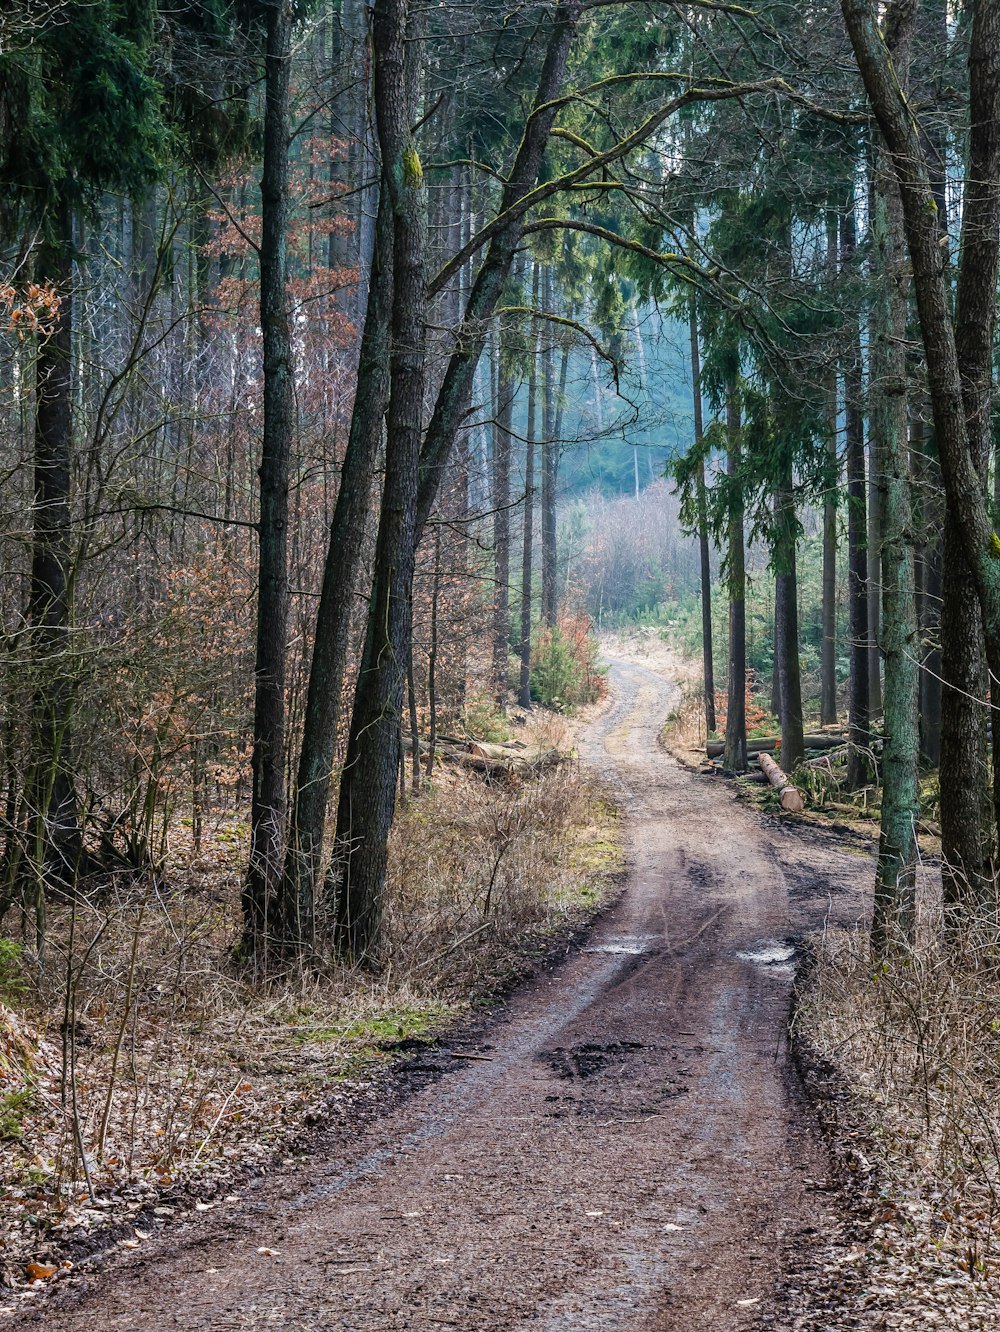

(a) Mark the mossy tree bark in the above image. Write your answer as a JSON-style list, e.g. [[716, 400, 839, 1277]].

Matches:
[[869, 67, 919, 947]]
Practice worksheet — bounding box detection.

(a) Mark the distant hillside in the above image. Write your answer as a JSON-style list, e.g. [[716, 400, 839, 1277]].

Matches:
[[557, 305, 696, 498]]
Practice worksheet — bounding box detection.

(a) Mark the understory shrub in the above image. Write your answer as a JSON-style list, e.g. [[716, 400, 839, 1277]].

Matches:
[[529, 613, 607, 711]]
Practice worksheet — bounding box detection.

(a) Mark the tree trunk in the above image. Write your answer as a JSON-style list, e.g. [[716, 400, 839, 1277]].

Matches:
[[913, 415, 943, 766], [774, 465, 805, 772], [866, 439, 882, 718], [723, 388, 747, 773], [244, 0, 294, 957], [318, 1, 578, 957], [939, 517, 989, 899], [821, 212, 839, 728], [427, 528, 441, 776], [330, 0, 426, 963], [407, 638, 421, 795], [841, 196, 871, 789], [519, 287, 539, 710], [492, 344, 514, 708], [870, 91, 919, 948], [27, 197, 84, 916], [690, 299, 716, 734], [541, 265, 558, 629], [283, 183, 393, 940]]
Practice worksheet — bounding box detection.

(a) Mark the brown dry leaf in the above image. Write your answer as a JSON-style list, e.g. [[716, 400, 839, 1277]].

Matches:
[[24, 1262, 58, 1281]]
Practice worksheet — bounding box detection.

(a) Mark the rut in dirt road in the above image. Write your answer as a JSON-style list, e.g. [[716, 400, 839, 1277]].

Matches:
[[15, 658, 868, 1331]]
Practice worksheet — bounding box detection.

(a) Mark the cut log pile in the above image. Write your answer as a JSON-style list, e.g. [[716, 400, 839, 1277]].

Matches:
[[705, 732, 846, 760], [403, 734, 564, 778]]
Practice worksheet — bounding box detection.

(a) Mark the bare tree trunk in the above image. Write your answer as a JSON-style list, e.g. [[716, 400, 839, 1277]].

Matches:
[[867, 439, 882, 718], [283, 184, 393, 938], [427, 529, 441, 777], [28, 197, 84, 916], [723, 388, 747, 773], [407, 639, 421, 794], [913, 413, 943, 766], [331, 0, 426, 963], [244, 0, 293, 957], [492, 343, 514, 707], [689, 298, 716, 734], [774, 466, 805, 772], [540, 265, 558, 629], [820, 214, 839, 727], [841, 196, 871, 789], [869, 60, 919, 946], [519, 284, 539, 709]]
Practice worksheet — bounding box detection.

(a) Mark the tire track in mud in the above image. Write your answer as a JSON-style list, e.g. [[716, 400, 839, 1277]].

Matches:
[[15, 657, 867, 1331]]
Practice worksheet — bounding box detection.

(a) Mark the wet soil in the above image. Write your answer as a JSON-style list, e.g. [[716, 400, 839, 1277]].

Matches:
[[9, 657, 869, 1330]]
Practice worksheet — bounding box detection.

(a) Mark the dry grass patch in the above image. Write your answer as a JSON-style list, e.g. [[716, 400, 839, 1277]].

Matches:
[[795, 919, 1000, 1327]]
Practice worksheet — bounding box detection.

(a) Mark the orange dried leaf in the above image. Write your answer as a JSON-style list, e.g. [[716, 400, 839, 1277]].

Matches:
[[25, 1262, 58, 1281]]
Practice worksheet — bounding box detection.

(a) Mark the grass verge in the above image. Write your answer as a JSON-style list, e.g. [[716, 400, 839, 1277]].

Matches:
[[791, 921, 1000, 1328]]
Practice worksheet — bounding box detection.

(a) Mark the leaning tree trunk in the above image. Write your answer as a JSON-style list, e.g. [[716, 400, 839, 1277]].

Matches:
[[316, 0, 579, 961], [689, 298, 716, 734], [723, 388, 747, 773], [282, 183, 393, 943], [870, 109, 920, 949], [243, 0, 294, 959], [27, 197, 84, 925], [841, 196, 871, 789], [330, 0, 426, 963], [413, 0, 580, 540]]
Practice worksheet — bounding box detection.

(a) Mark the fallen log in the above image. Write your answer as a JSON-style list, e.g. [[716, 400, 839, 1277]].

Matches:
[[758, 752, 805, 812], [706, 733, 846, 759], [401, 734, 562, 778]]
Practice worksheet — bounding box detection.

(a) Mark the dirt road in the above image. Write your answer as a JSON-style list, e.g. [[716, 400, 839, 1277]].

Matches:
[[16, 657, 868, 1330]]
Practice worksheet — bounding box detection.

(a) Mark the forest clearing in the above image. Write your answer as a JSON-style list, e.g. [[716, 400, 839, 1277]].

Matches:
[[4, 0, 1000, 1326]]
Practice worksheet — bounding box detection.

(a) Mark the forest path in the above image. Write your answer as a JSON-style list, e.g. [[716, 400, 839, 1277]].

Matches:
[[17, 657, 868, 1331]]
